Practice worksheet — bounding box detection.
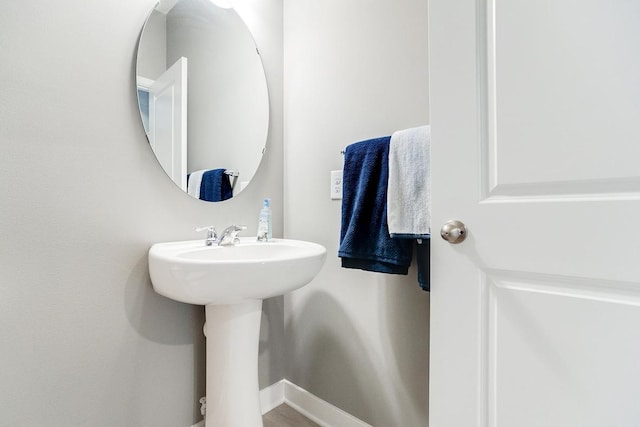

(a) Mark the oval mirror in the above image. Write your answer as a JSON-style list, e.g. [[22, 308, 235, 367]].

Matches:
[[136, 0, 269, 202]]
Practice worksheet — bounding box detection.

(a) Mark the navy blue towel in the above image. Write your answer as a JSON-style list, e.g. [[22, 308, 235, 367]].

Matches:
[[200, 169, 233, 202], [338, 137, 413, 274], [416, 238, 430, 291]]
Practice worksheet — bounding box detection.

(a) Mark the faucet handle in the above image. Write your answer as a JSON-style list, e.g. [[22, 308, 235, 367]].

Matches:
[[232, 225, 247, 244], [195, 226, 217, 246], [195, 225, 217, 236]]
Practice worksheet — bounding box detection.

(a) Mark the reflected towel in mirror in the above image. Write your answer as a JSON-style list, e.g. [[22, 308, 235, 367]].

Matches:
[[187, 169, 233, 202]]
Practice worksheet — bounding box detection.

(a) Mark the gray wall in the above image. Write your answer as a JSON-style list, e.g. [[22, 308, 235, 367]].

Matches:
[[283, 0, 430, 425], [0, 0, 283, 425]]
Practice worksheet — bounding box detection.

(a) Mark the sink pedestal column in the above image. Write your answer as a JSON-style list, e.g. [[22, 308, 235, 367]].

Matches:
[[205, 300, 263, 427]]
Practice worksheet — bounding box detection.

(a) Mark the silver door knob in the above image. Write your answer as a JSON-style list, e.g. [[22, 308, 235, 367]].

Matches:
[[440, 220, 468, 244]]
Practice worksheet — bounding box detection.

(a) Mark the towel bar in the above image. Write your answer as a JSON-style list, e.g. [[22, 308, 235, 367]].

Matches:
[[224, 169, 239, 190]]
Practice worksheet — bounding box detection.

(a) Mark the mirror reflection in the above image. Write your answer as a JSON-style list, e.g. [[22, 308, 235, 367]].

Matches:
[[136, 0, 269, 202]]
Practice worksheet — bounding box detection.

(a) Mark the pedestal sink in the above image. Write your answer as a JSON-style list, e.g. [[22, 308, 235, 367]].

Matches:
[[148, 238, 326, 426]]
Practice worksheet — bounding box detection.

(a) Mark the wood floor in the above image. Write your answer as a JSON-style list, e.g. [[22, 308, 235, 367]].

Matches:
[[263, 404, 320, 427]]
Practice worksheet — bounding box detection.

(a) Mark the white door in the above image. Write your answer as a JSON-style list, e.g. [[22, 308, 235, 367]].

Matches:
[[429, 1, 640, 426], [149, 57, 188, 191]]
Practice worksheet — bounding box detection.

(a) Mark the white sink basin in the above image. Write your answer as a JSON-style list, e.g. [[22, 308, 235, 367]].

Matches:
[[149, 237, 327, 305], [148, 237, 326, 427]]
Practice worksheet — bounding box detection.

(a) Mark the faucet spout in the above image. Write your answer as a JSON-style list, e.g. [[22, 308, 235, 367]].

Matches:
[[216, 225, 247, 246]]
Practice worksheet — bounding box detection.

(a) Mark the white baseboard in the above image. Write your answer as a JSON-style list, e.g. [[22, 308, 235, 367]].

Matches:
[[260, 379, 286, 414], [191, 380, 370, 427], [283, 380, 372, 427]]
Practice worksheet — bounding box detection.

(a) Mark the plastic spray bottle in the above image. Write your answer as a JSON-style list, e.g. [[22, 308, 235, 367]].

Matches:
[[256, 198, 272, 241]]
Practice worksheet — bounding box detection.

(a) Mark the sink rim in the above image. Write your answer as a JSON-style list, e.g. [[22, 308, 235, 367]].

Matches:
[[149, 237, 326, 265]]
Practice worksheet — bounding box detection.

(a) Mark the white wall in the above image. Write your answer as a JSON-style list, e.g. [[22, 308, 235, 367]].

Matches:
[[283, 0, 430, 425], [0, 0, 282, 425]]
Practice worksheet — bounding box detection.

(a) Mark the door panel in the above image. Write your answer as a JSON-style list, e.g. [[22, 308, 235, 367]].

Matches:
[[488, 272, 640, 426], [149, 57, 188, 191], [491, 1, 640, 191], [429, 1, 640, 426]]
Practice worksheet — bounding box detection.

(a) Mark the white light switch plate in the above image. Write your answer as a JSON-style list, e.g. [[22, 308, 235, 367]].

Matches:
[[330, 170, 343, 200]]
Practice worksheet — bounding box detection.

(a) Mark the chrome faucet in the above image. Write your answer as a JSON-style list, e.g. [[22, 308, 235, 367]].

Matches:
[[195, 226, 218, 246], [196, 225, 246, 246], [215, 225, 247, 246]]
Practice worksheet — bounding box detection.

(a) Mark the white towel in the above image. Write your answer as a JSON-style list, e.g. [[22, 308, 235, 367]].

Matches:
[[387, 125, 431, 237], [187, 169, 206, 199]]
